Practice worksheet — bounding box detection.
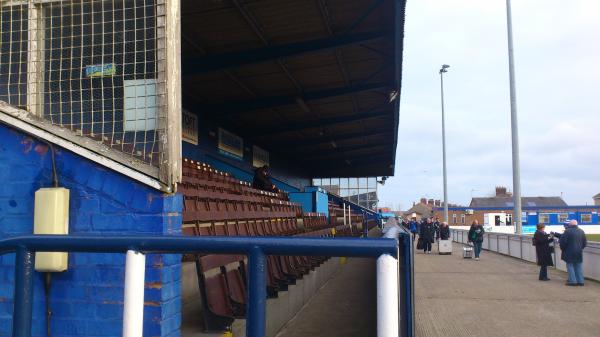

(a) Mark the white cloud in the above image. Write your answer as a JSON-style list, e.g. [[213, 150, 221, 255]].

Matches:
[[379, 0, 600, 209]]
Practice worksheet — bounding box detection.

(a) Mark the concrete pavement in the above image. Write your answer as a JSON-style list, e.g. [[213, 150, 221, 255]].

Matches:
[[415, 241, 600, 337]]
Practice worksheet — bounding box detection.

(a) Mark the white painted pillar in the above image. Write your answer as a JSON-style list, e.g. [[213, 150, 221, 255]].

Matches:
[[347, 204, 351, 226], [123, 250, 146, 337], [377, 254, 399, 337], [343, 203, 347, 226]]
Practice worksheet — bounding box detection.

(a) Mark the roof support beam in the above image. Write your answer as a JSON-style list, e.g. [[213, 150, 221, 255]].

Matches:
[[182, 30, 390, 74], [299, 141, 394, 156], [342, 0, 386, 34], [249, 108, 390, 138], [271, 129, 392, 149], [310, 153, 391, 169], [201, 82, 390, 115], [305, 147, 391, 161]]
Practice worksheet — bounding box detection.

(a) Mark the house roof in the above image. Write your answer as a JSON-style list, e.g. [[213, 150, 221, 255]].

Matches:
[[470, 196, 568, 208], [404, 203, 432, 217]]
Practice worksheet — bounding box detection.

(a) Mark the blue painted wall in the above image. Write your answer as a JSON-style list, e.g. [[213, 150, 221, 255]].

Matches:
[[0, 123, 183, 337], [289, 189, 329, 217], [181, 117, 310, 192]]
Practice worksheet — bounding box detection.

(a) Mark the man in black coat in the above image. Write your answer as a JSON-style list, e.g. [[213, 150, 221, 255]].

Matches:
[[419, 218, 435, 254], [559, 220, 587, 286], [252, 165, 279, 193]]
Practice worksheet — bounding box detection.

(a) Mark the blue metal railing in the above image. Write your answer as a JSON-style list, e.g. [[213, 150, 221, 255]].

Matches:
[[0, 235, 401, 337]]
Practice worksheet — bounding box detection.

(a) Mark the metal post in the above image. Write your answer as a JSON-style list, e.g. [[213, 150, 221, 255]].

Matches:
[[377, 253, 399, 337], [13, 248, 34, 337], [506, 0, 522, 234], [402, 234, 415, 337], [246, 248, 267, 337], [440, 67, 449, 223], [123, 250, 146, 337]]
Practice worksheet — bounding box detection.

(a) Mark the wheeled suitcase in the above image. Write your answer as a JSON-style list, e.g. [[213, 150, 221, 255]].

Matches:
[[438, 239, 452, 255], [463, 245, 473, 259]]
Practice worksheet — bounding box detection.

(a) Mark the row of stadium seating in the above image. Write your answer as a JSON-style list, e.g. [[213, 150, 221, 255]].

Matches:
[[179, 158, 364, 331]]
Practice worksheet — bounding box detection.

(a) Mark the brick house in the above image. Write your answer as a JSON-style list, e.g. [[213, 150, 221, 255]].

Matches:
[[432, 187, 600, 231]]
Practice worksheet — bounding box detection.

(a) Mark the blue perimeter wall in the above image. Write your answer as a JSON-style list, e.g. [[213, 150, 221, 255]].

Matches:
[[0, 123, 183, 337]]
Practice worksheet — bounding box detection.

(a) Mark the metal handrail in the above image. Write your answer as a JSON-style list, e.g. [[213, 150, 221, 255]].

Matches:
[[0, 235, 399, 337]]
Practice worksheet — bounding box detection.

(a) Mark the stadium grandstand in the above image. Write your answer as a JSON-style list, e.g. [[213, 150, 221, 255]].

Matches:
[[0, 1, 408, 337]]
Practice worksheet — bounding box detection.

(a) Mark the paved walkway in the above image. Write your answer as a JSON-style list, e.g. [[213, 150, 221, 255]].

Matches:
[[276, 258, 377, 337], [415, 242, 600, 337]]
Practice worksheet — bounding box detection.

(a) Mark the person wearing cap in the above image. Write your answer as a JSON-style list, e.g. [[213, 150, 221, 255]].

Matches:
[[550, 220, 571, 238], [559, 220, 587, 286]]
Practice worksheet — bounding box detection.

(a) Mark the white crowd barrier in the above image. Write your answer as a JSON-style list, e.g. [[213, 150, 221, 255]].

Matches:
[[450, 229, 600, 282]]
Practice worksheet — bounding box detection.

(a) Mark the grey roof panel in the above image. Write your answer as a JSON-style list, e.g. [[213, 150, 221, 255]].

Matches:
[[470, 196, 567, 208]]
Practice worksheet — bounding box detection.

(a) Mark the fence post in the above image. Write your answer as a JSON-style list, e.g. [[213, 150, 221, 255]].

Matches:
[[519, 236, 523, 259], [13, 247, 34, 337], [247, 247, 267, 337], [123, 250, 146, 337]]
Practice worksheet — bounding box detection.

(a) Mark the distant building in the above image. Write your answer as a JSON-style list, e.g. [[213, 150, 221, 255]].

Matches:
[[432, 187, 600, 232], [404, 198, 433, 220], [594, 193, 600, 206]]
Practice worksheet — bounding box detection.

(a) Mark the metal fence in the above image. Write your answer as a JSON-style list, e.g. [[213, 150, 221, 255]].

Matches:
[[451, 229, 600, 282], [0, 0, 181, 188]]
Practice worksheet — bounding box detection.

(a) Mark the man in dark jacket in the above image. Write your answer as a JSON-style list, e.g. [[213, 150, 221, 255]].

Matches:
[[559, 220, 587, 286], [468, 220, 485, 260], [419, 218, 435, 254], [252, 165, 279, 193], [438, 222, 450, 240]]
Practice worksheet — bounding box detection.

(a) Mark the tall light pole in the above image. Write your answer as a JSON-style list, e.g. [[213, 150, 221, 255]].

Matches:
[[439, 64, 450, 223], [506, 0, 522, 234]]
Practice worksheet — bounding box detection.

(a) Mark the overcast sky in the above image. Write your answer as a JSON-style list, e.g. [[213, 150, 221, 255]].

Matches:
[[378, 0, 600, 210]]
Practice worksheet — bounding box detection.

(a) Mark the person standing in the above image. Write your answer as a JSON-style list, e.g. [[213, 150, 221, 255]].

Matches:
[[409, 217, 419, 241], [438, 222, 450, 240], [468, 220, 485, 260], [420, 218, 435, 254], [559, 220, 587, 286], [433, 217, 440, 243], [533, 223, 554, 281]]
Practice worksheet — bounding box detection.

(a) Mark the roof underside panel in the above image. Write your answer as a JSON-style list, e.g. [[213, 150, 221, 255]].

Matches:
[[181, 0, 406, 177]]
